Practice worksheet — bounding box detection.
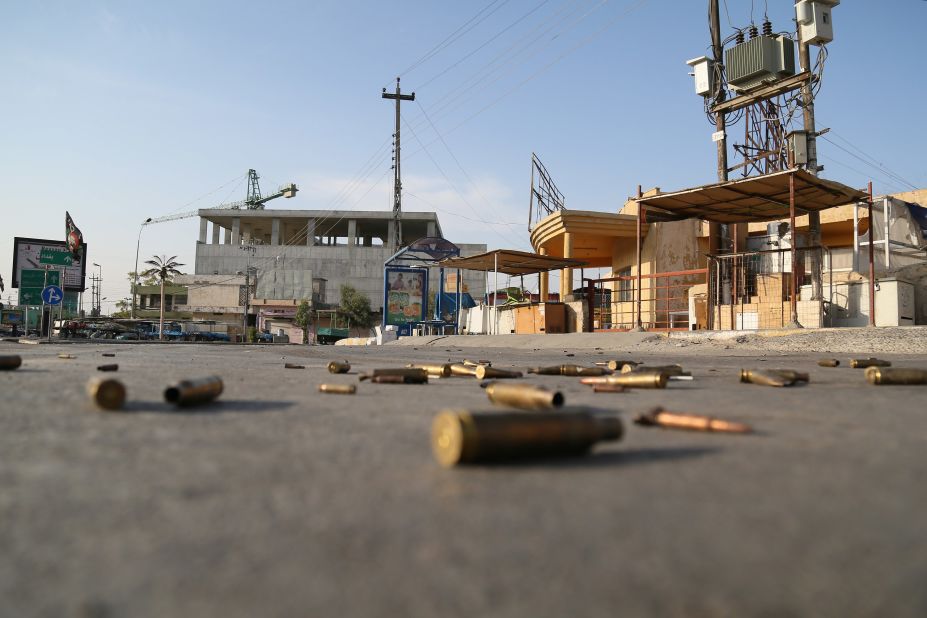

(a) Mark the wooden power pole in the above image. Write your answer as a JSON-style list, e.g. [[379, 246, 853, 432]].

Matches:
[[382, 78, 415, 249]]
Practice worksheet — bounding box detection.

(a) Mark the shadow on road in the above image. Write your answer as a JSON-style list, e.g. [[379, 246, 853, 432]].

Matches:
[[121, 399, 296, 414]]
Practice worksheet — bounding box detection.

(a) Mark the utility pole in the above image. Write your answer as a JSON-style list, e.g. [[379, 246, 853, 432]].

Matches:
[[798, 33, 823, 300], [382, 77, 415, 249], [709, 0, 730, 253], [240, 244, 256, 342]]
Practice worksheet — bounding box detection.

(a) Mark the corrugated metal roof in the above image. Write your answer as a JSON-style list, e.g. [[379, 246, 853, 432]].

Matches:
[[637, 169, 868, 224], [438, 249, 587, 275]]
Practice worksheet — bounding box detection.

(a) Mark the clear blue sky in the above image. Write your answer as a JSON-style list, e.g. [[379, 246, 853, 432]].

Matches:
[[3, 0, 925, 310]]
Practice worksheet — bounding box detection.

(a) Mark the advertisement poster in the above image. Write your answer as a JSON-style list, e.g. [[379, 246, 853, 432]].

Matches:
[[384, 267, 427, 326]]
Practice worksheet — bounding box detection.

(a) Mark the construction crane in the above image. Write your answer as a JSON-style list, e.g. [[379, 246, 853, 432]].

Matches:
[[147, 169, 298, 225]]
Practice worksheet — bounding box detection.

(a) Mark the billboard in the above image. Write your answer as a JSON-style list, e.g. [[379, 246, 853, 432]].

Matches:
[[12, 237, 87, 292], [384, 267, 427, 329]]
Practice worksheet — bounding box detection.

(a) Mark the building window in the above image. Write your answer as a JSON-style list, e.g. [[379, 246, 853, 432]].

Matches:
[[618, 267, 633, 302]]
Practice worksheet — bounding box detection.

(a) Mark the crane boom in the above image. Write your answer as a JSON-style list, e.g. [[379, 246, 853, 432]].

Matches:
[[146, 169, 298, 226]]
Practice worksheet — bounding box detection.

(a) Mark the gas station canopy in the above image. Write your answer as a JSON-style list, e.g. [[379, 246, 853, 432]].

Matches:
[[637, 168, 868, 224]]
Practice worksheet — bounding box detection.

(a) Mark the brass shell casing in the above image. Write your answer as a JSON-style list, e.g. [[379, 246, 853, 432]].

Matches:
[[600, 360, 639, 372], [164, 376, 224, 406], [407, 363, 453, 378], [431, 409, 623, 467], [485, 382, 564, 409], [328, 361, 351, 374], [739, 369, 793, 387], [767, 369, 809, 383], [463, 359, 491, 368], [599, 372, 668, 389], [865, 367, 927, 385], [87, 377, 126, 411], [850, 358, 892, 369], [0, 355, 22, 370], [96, 364, 119, 372], [449, 364, 478, 377], [634, 408, 752, 434], [318, 383, 357, 394], [368, 374, 428, 384], [621, 364, 686, 376], [58, 353, 76, 359], [529, 365, 609, 377], [475, 366, 523, 380], [817, 358, 840, 367]]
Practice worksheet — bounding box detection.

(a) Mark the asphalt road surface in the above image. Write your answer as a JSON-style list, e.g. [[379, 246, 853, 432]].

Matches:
[[2, 336, 926, 617]]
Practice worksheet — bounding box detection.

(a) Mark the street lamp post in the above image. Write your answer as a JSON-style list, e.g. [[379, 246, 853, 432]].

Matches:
[[132, 218, 152, 320], [92, 263, 102, 317]]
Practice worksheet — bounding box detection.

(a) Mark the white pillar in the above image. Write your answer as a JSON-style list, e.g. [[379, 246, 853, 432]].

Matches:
[[348, 219, 357, 247], [306, 218, 316, 246], [199, 218, 208, 243], [231, 218, 240, 245], [271, 218, 281, 245], [212, 223, 220, 244]]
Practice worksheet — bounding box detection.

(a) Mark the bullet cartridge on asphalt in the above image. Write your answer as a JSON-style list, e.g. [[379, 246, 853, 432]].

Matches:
[[431, 409, 623, 467], [406, 363, 453, 378], [621, 364, 688, 376], [327, 361, 351, 374], [634, 408, 752, 434], [474, 366, 523, 380], [850, 358, 892, 369], [87, 377, 126, 411], [96, 364, 119, 372], [164, 376, 224, 406], [817, 359, 840, 367], [364, 374, 428, 384], [528, 365, 609, 377], [0, 355, 22, 370], [449, 364, 478, 377], [582, 371, 668, 389], [318, 383, 357, 394], [865, 367, 927, 385], [597, 360, 639, 371], [485, 382, 564, 409], [740, 369, 796, 387]]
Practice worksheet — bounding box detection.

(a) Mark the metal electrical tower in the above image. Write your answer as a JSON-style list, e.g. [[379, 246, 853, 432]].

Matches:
[[382, 77, 415, 248]]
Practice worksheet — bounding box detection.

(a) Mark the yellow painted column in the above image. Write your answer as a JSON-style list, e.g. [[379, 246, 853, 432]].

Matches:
[[539, 247, 549, 302], [559, 232, 573, 300]]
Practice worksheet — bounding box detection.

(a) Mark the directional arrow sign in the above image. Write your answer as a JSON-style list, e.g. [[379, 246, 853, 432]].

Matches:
[[39, 248, 73, 266], [42, 285, 64, 306]]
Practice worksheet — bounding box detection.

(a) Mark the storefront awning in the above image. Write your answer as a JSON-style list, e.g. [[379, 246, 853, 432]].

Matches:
[[438, 249, 587, 275], [637, 168, 868, 224]]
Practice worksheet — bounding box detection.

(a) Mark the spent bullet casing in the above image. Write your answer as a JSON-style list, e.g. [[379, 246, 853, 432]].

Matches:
[[318, 383, 357, 394], [850, 358, 892, 369], [406, 363, 453, 378], [449, 364, 478, 377], [598, 360, 639, 371], [58, 353, 76, 359], [621, 364, 687, 376], [96, 364, 119, 372], [591, 372, 668, 389], [817, 358, 840, 367], [463, 359, 491, 368], [528, 365, 609, 377], [485, 382, 564, 409], [634, 408, 752, 434], [739, 369, 793, 387], [164, 376, 224, 406], [865, 367, 927, 385], [431, 409, 623, 467], [0, 355, 22, 370], [328, 361, 351, 374], [87, 377, 126, 411], [475, 366, 523, 380], [366, 374, 428, 384]]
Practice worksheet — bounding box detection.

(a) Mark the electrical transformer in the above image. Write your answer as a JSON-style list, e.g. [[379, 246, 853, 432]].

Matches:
[[725, 35, 796, 92], [796, 0, 839, 46]]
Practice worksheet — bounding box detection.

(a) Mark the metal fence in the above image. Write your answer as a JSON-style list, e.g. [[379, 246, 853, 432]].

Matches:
[[706, 246, 828, 330], [584, 268, 708, 331]]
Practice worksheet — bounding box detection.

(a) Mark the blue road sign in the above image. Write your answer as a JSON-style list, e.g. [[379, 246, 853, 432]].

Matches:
[[42, 285, 64, 306]]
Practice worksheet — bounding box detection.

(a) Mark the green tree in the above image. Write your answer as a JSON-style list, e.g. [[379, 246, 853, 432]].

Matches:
[[295, 299, 311, 344], [141, 255, 185, 341], [338, 284, 373, 329]]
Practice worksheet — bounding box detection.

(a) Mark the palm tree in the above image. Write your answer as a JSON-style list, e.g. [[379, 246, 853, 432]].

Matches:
[[141, 255, 185, 341]]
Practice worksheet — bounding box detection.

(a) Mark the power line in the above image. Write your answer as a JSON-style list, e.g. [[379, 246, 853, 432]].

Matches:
[[819, 135, 918, 191]]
